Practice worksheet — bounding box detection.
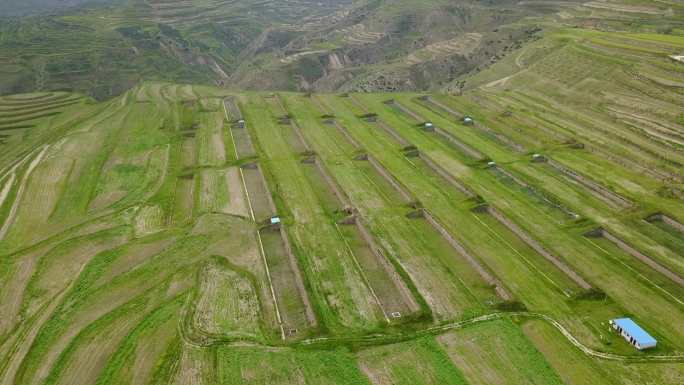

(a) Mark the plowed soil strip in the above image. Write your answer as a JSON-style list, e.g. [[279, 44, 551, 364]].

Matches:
[[241, 164, 276, 221], [485, 206, 592, 289], [223, 98, 243, 120], [422, 209, 511, 300], [231, 125, 256, 159], [260, 226, 317, 335], [353, 218, 421, 315], [546, 158, 633, 210]]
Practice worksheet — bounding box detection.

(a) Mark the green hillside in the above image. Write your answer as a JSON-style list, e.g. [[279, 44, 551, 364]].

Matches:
[[0, 0, 683, 384], [0, 77, 682, 384]]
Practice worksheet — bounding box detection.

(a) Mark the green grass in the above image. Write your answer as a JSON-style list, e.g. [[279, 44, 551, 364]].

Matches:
[[216, 346, 370, 385], [0, 81, 682, 385], [438, 319, 563, 385], [357, 336, 468, 385]]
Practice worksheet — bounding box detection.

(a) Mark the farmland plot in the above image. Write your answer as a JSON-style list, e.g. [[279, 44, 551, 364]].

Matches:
[[1, 81, 683, 385], [438, 320, 563, 385], [191, 261, 262, 340], [230, 124, 257, 159], [243, 95, 385, 331], [173, 175, 195, 224], [321, 94, 640, 348], [196, 111, 226, 167], [357, 337, 467, 385], [217, 346, 369, 385], [258, 226, 314, 337], [198, 168, 249, 218], [290, 94, 499, 319], [241, 163, 276, 222]]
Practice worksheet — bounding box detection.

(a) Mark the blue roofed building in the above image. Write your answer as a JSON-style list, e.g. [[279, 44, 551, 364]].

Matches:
[[610, 318, 657, 350]]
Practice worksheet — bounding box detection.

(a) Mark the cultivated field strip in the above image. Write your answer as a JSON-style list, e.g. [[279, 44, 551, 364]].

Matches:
[[282, 97, 425, 322], [331, 119, 363, 150], [421, 209, 512, 300], [300, 94, 513, 319], [347, 94, 412, 148], [338, 216, 422, 321], [0, 145, 49, 241], [482, 205, 592, 290], [273, 94, 311, 153], [337, 93, 684, 347], [488, 164, 579, 222], [223, 97, 258, 159], [247, 94, 387, 331], [488, 87, 684, 181], [419, 95, 527, 153], [646, 213, 684, 236], [360, 154, 415, 205], [260, 224, 318, 336], [586, 228, 684, 287], [388, 98, 486, 160], [1, 83, 683, 384], [543, 158, 633, 210], [408, 150, 476, 198], [226, 99, 316, 337], [312, 155, 353, 210]]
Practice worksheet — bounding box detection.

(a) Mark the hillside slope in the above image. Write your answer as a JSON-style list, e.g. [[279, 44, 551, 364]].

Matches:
[[9, 0, 673, 96], [0, 82, 682, 385]]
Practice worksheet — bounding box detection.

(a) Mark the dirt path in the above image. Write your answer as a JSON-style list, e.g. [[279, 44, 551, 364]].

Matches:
[[298, 311, 684, 362]]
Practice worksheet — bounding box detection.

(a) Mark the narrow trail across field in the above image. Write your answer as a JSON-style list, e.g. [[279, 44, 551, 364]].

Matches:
[[296, 311, 684, 363], [178, 308, 684, 363]]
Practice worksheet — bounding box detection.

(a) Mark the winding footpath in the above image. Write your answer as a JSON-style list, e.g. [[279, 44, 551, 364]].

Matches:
[[296, 311, 684, 363]]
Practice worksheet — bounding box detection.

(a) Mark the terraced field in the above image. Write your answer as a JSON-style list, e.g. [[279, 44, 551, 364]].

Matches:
[[0, 75, 682, 384]]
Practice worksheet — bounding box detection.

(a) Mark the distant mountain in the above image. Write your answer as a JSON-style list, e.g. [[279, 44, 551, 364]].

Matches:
[[0, 0, 121, 16], [0, 0, 681, 98]]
